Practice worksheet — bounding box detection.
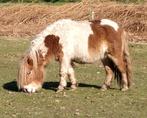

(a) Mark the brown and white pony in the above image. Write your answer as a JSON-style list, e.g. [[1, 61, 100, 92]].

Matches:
[[17, 19, 132, 93]]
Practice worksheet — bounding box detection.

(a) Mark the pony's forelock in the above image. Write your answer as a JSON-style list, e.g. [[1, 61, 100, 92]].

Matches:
[[17, 49, 39, 89], [17, 53, 29, 89], [29, 48, 39, 69]]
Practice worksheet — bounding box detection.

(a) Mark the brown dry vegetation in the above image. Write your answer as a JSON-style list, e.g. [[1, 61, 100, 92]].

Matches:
[[0, 0, 146, 42]]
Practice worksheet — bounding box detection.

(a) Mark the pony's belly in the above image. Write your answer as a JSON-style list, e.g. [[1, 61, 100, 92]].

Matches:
[[72, 55, 100, 64]]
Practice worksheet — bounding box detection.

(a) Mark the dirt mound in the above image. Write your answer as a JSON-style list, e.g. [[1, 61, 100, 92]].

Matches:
[[0, 1, 146, 42]]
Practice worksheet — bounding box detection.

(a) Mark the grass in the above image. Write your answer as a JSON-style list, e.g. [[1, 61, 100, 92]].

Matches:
[[0, 38, 147, 118]]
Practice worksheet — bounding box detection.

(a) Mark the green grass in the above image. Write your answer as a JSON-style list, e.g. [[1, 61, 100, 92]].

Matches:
[[0, 38, 147, 118]]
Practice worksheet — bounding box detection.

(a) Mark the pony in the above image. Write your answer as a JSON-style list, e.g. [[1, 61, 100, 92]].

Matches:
[[17, 19, 132, 93]]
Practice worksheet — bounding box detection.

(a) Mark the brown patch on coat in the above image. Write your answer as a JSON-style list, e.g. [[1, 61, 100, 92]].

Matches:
[[89, 20, 132, 88], [88, 21, 106, 57], [44, 35, 63, 63], [88, 20, 123, 58]]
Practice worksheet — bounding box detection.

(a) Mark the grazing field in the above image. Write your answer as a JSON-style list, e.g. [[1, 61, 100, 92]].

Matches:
[[0, 38, 147, 118]]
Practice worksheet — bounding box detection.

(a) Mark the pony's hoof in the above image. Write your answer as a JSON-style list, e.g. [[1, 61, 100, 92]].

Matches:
[[56, 85, 65, 93], [101, 84, 108, 91], [56, 89, 64, 93], [101, 87, 107, 91], [70, 87, 77, 91], [121, 87, 129, 91], [71, 83, 78, 90]]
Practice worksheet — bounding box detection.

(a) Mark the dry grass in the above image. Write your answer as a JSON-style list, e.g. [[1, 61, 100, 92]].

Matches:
[[0, 1, 146, 42]]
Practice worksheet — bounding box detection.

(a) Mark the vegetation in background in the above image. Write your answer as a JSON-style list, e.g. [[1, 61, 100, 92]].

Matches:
[[0, 0, 81, 3], [0, 0, 145, 3], [0, 3, 146, 42], [114, 0, 145, 3]]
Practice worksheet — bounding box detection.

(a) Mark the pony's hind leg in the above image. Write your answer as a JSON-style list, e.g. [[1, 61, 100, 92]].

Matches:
[[101, 58, 113, 91], [108, 54, 128, 91], [121, 72, 128, 91]]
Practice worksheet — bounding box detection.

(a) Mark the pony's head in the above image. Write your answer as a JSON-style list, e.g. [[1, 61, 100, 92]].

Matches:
[[17, 34, 63, 93], [17, 50, 45, 93]]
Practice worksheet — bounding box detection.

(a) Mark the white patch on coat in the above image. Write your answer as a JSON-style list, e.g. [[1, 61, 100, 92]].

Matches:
[[32, 19, 93, 63], [55, 20, 93, 62], [100, 19, 119, 31]]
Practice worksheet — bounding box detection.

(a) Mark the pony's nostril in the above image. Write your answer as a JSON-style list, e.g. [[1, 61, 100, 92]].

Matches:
[[22, 88, 32, 93]]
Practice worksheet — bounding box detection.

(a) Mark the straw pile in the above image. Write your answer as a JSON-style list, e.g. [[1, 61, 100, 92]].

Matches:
[[0, 1, 146, 42]]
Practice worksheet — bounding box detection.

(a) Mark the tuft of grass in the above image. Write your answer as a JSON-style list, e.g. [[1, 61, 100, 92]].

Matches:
[[0, 38, 147, 118]]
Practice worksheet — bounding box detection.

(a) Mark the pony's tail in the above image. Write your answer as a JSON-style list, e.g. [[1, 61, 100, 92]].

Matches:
[[108, 31, 132, 88], [122, 31, 132, 87]]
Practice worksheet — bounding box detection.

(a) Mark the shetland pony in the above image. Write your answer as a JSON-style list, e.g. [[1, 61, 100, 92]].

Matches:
[[17, 19, 132, 93]]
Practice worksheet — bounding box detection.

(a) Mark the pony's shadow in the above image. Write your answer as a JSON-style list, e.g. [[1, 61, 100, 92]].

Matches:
[[3, 81, 101, 92], [3, 81, 18, 92], [43, 81, 101, 91]]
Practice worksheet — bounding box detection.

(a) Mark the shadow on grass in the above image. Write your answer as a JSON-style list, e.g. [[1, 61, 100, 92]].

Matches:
[[43, 81, 101, 92], [3, 81, 102, 92], [43, 81, 59, 91], [3, 81, 18, 92]]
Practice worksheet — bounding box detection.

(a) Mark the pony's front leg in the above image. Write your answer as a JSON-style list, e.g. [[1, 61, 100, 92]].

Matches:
[[68, 67, 77, 90], [57, 58, 77, 92], [57, 57, 69, 92], [57, 69, 68, 92]]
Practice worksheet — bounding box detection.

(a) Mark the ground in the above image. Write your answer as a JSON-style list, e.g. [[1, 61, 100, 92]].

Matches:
[[0, 38, 147, 118]]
